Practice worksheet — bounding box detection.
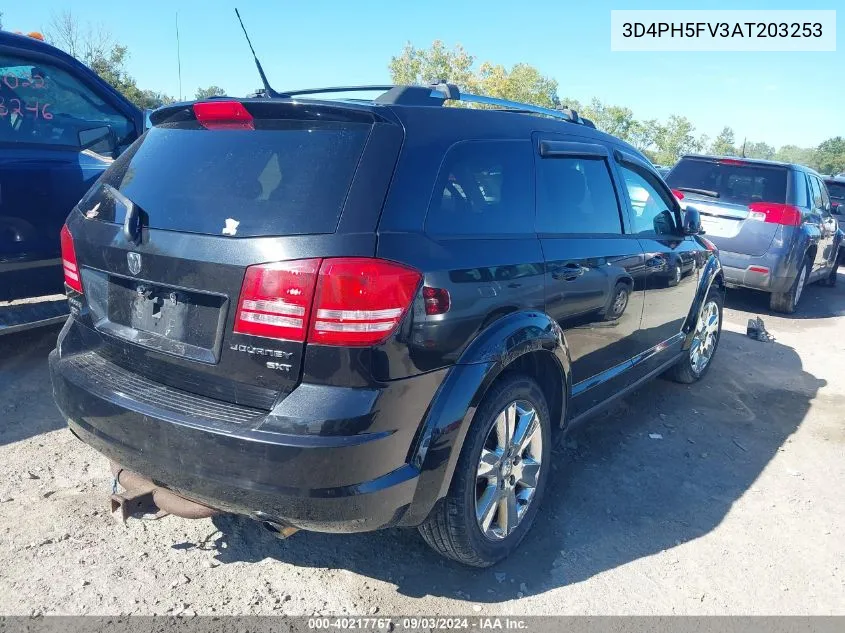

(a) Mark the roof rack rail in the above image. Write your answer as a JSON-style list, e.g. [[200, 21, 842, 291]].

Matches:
[[273, 82, 595, 128]]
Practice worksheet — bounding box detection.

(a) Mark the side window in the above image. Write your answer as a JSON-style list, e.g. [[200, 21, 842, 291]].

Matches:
[[816, 177, 831, 214], [0, 53, 133, 155], [619, 164, 679, 236], [808, 176, 823, 211], [426, 140, 534, 236], [536, 156, 622, 234]]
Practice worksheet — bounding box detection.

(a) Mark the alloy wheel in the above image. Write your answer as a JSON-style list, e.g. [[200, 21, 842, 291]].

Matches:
[[475, 400, 543, 540], [689, 300, 720, 375]]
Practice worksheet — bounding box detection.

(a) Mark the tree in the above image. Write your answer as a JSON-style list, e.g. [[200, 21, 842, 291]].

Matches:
[[45, 10, 174, 110], [773, 145, 817, 168], [815, 137, 845, 175], [628, 119, 662, 153], [0, 11, 4, 30], [581, 99, 636, 140], [653, 115, 700, 165], [710, 127, 736, 156], [195, 86, 227, 100], [388, 41, 558, 108], [742, 141, 776, 160], [388, 41, 476, 91]]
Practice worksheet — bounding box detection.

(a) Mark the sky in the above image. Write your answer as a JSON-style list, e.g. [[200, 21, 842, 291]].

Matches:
[[4, 0, 843, 148]]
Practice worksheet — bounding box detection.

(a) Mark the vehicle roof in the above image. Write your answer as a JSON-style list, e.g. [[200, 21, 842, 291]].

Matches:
[[823, 175, 845, 184], [0, 31, 79, 65], [678, 153, 820, 174]]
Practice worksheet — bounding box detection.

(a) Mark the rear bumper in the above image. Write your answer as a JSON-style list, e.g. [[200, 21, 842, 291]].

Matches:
[[50, 324, 449, 533], [717, 249, 796, 293]]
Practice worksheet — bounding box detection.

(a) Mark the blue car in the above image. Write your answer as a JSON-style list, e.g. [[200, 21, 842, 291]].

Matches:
[[0, 32, 142, 302]]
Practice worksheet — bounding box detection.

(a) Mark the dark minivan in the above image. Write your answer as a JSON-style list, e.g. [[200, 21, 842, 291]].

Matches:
[[50, 85, 724, 566], [0, 31, 143, 303]]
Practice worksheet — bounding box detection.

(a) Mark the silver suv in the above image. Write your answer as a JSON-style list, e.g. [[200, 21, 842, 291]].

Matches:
[[666, 156, 843, 313]]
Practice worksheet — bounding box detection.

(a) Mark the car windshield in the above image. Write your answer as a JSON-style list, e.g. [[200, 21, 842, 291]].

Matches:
[[666, 159, 787, 206]]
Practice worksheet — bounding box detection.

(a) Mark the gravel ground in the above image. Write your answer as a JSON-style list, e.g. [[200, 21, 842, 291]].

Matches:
[[1, 277, 844, 616]]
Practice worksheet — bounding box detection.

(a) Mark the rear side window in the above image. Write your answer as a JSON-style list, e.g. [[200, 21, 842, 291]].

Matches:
[[426, 140, 533, 236], [86, 120, 370, 237], [808, 176, 823, 210], [666, 159, 787, 206], [536, 157, 622, 234]]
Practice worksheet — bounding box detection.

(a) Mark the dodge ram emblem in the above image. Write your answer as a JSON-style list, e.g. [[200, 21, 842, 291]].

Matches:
[[127, 252, 142, 276]]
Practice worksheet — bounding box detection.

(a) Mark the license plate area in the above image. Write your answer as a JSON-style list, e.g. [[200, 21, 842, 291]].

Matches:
[[700, 215, 742, 238], [85, 271, 228, 364]]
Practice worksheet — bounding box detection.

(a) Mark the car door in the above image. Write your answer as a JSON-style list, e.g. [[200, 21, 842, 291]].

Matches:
[[0, 46, 139, 300], [534, 137, 647, 418], [613, 150, 706, 377], [809, 175, 837, 274]]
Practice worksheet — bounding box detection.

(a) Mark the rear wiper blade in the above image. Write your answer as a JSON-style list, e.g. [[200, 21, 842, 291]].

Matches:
[[103, 184, 143, 244], [676, 187, 720, 198]]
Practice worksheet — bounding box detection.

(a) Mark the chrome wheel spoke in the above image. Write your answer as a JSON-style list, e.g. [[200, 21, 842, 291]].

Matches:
[[477, 485, 500, 533], [477, 448, 503, 480], [517, 458, 540, 487], [501, 488, 518, 535], [512, 406, 539, 455]]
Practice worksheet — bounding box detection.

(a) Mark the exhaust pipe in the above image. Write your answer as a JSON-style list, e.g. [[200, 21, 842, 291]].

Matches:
[[261, 520, 300, 540], [110, 462, 220, 523]]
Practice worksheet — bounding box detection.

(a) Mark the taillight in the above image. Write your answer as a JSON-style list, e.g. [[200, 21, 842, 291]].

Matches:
[[423, 287, 451, 315], [699, 236, 718, 253], [193, 101, 254, 130], [60, 225, 83, 293], [671, 189, 685, 200], [747, 202, 802, 227], [234, 257, 422, 346], [234, 259, 320, 341], [310, 258, 421, 346], [718, 158, 746, 166]]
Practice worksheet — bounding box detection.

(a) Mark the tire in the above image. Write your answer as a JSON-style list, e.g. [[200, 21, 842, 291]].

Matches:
[[603, 282, 630, 321], [667, 263, 682, 287], [418, 373, 552, 567], [666, 287, 723, 384], [769, 256, 811, 314]]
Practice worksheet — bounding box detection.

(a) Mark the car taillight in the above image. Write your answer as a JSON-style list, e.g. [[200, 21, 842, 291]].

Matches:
[[60, 225, 83, 293], [671, 189, 684, 200], [234, 259, 320, 341], [310, 258, 422, 346], [697, 236, 718, 253], [234, 258, 422, 346], [747, 202, 802, 227], [193, 101, 254, 130], [423, 287, 451, 315]]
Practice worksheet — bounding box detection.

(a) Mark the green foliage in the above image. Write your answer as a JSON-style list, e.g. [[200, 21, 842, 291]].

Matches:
[[710, 127, 736, 156], [387, 42, 839, 173], [815, 137, 845, 175], [195, 86, 227, 100]]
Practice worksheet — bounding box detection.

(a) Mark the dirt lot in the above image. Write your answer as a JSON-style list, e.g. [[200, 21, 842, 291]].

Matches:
[[1, 278, 844, 616]]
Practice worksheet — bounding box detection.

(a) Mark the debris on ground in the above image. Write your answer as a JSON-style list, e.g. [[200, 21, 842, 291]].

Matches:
[[747, 317, 775, 342], [648, 433, 663, 440]]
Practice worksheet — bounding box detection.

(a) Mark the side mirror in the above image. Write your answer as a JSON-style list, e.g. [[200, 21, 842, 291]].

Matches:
[[683, 207, 704, 235], [78, 125, 116, 155]]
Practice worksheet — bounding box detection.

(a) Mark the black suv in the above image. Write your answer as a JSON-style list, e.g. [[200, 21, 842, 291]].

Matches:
[[50, 84, 724, 566]]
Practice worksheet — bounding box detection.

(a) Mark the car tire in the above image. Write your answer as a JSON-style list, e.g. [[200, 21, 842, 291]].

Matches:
[[769, 255, 811, 314], [418, 373, 551, 567], [667, 263, 682, 287], [666, 287, 723, 384], [603, 281, 630, 321]]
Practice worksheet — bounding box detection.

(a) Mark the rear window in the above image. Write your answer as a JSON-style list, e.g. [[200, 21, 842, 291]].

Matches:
[[425, 140, 534, 236], [666, 159, 787, 206], [83, 120, 370, 237], [826, 182, 845, 200]]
